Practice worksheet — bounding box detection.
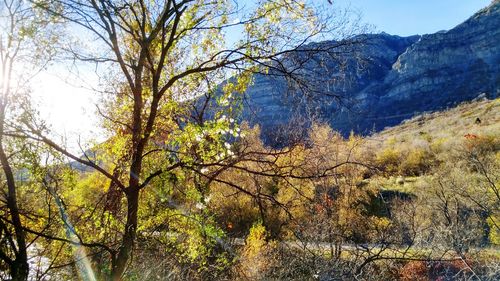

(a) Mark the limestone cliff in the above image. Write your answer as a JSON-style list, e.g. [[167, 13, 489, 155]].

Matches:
[[241, 1, 499, 144]]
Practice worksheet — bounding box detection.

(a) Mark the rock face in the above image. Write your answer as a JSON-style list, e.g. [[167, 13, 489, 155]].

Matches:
[[242, 0, 500, 144]]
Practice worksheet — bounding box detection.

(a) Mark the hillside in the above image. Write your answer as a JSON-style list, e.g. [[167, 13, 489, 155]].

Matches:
[[363, 98, 499, 220], [370, 97, 500, 145]]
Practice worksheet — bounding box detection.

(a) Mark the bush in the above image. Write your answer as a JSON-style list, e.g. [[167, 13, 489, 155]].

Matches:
[[237, 222, 278, 279], [376, 147, 401, 175], [399, 259, 473, 281], [399, 261, 428, 281], [400, 148, 433, 176], [487, 216, 500, 245]]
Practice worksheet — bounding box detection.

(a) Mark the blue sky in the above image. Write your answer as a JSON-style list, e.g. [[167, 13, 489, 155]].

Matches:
[[333, 0, 492, 36]]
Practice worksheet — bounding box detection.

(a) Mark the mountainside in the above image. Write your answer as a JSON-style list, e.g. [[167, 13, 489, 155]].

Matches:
[[242, 0, 500, 144], [371, 98, 500, 147]]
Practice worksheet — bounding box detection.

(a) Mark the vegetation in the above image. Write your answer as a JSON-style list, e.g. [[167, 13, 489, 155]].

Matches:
[[0, 0, 498, 280]]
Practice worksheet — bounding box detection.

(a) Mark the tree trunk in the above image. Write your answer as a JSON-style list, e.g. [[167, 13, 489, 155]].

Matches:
[[110, 188, 139, 281], [0, 107, 29, 281], [10, 259, 29, 281]]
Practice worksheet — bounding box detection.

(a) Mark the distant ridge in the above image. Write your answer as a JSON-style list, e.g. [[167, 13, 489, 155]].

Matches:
[[239, 1, 500, 145]]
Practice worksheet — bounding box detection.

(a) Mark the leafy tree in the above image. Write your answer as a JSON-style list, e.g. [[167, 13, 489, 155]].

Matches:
[[0, 0, 58, 279], [23, 0, 357, 279]]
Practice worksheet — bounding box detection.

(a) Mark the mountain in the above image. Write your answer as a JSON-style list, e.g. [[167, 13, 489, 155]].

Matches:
[[241, 0, 500, 144]]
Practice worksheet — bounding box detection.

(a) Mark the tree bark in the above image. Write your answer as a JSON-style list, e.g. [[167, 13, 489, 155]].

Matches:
[[111, 188, 139, 281], [0, 106, 29, 281]]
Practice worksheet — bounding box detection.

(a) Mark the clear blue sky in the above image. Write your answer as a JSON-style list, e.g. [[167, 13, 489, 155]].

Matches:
[[334, 0, 492, 36]]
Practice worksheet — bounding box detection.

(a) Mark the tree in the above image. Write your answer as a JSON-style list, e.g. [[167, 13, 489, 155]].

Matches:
[[24, 0, 358, 279], [0, 0, 57, 279]]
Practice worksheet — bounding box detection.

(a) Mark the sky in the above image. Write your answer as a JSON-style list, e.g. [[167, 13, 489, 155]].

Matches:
[[30, 0, 492, 149], [31, 68, 101, 149], [333, 0, 492, 36]]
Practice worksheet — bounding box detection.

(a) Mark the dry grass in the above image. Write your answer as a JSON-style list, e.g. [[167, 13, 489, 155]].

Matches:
[[368, 98, 500, 148]]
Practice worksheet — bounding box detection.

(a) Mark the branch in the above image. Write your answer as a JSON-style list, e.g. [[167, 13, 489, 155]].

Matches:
[[22, 123, 126, 191]]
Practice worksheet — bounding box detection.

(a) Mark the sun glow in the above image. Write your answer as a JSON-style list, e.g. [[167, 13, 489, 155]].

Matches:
[[0, 56, 100, 151], [0, 54, 15, 96], [30, 69, 103, 149]]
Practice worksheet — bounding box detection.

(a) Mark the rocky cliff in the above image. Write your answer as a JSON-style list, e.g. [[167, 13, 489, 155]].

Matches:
[[241, 0, 500, 144]]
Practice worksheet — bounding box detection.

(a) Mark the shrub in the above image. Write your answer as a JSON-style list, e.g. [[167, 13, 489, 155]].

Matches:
[[399, 261, 428, 281], [399, 259, 473, 281], [376, 147, 401, 175], [237, 222, 278, 279], [487, 216, 500, 245], [400, 148, 433, 176]]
